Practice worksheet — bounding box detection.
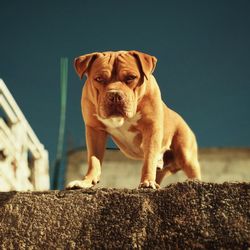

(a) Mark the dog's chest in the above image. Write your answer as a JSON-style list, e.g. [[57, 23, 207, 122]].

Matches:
[[96, 113, 143, 158]]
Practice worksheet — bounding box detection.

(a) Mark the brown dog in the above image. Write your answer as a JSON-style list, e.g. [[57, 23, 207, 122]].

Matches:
[[67, 50, 201, 189]]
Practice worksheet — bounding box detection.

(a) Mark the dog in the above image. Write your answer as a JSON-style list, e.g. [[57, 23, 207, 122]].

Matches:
[[66, 50, 201, 189]]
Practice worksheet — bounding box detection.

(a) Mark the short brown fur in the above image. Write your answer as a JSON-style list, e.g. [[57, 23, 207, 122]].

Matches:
[[67, 51, 201, 189]]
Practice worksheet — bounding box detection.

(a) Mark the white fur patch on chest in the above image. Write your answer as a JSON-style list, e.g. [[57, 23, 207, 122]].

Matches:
[[96, 113, 142, 157], [95, 116, 125, 128]]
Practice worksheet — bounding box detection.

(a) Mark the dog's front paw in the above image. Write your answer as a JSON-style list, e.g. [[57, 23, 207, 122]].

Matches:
[[139, 180, 160, 189], [66, 179, 94, 189]]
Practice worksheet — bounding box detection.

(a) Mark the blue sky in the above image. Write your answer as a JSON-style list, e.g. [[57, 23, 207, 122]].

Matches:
[[1, 0, 250, 164]]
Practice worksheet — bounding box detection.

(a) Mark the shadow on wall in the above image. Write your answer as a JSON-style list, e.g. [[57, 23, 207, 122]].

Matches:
[[66, 148, 250, 189]]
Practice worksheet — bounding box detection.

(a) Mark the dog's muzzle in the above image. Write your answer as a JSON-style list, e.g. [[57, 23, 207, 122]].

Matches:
[[106, 90, 125, 103], [105, 90, 126, 117]]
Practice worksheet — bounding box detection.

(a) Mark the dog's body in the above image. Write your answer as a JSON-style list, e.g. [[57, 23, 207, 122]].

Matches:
[[67, 50, 201, 189]]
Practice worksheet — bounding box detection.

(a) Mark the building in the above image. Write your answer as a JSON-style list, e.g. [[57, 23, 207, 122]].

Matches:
[[0, 79, 49, 191]]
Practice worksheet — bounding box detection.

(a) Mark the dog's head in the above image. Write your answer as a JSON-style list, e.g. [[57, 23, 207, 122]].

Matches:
[[74, 50, 157, 120]]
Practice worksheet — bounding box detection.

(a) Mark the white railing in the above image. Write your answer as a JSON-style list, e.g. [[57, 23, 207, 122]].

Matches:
[[0, 79, 50, 191]]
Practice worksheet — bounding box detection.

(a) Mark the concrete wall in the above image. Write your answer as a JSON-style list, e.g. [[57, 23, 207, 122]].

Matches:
[[0, 182, 249, 248], [66, 148, 250, 188]]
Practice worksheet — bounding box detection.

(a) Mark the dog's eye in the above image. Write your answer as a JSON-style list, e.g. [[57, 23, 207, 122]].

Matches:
[[95, 76, 106, 83], [125, 75, 137, 84]]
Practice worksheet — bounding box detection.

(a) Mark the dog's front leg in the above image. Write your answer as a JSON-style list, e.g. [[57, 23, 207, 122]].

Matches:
[[66, 125, 107, 189], [139, 126, 162, 189]]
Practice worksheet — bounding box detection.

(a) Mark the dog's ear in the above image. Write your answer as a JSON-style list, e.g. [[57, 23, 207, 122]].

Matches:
[[74, 52, 100, 79], [129, 51, 157, 80]]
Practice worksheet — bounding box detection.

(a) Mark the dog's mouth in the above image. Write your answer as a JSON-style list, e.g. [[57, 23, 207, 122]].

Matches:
[[98, 95, 135, 120], [107, 106, 126, 117], [96, 104, 136, 128]]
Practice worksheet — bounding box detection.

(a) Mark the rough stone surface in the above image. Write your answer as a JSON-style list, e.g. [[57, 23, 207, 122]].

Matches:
[[0, 181, 249, 249]]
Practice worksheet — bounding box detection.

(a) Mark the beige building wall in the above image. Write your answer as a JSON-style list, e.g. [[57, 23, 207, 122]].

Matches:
[[66, 148, 250, 189]]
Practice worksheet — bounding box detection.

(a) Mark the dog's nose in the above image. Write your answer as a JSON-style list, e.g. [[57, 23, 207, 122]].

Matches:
[[107, 91, 124, 103]]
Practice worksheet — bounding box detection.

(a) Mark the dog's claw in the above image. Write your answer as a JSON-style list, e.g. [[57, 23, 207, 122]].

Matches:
[[139, 180, 160, 189], [66, 180, 94, 189]]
